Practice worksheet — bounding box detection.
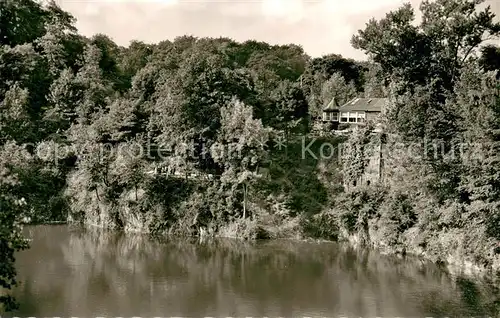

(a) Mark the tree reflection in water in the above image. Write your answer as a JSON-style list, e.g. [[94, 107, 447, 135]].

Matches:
[[7, 225, 500, 317]]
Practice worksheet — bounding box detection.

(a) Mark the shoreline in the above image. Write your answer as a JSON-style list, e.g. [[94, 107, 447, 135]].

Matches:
[[22, 221, 67, 225], [32, 220, 499, 285]]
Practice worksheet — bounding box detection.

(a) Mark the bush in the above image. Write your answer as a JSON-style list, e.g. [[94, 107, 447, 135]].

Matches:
[[301, 212, 339, 240], [218, 218, 270, 240]]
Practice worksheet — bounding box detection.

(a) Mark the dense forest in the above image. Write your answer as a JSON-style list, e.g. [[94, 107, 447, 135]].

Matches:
[[1, 0, 500, 311]]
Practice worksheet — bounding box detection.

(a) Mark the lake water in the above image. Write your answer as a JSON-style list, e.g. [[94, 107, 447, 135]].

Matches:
[[5, 225, 500, 317]]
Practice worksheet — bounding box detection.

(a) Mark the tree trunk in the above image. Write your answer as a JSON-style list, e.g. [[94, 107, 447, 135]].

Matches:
[[285, 130, 289, 158], [95, 188, 101, 224], [243, 183, 247, 219], [95, 188, 100, 202]]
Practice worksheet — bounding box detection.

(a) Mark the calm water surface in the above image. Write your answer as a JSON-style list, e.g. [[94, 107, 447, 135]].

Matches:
[[6, 225, 500, 317]]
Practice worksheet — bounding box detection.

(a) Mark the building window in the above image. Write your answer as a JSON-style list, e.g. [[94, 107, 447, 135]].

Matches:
[[349, 118, 356, 123], [340, 112, 348, 122]]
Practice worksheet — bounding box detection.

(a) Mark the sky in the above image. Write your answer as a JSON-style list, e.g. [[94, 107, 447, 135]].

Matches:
[[55, 0, 500, 60]]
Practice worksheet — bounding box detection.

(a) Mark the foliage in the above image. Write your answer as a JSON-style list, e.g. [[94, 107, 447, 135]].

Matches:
[[341, 124, 375, 188], [264, 80, 309, 135], [0, 143, 31, 311], [211, 99, 271, 219], [342, 0, 500, 271], [319, 72, 357, 115], [479, 44, 500, 77], [2, 1, 500, 311], [363, 63, 386, 98], [301, 55, 365, 117]]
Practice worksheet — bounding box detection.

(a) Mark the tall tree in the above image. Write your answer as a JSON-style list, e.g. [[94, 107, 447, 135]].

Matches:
[[0, 142, 31, 311], [0, 85, 33, 144], [363, 63, 387, 98], [73, 44, 113, 124], [455, 64, 500, 241], [118, 40, 153, 89], [352, 0, 500, 141], [352, 0, 500, 93], [320, 73, 357, 111], [0, 0, 46, 47], [303, 54, 365, 90], [211, 99, 271, 219], [264, 80, 309, 137], [479, 44, 500, 77]]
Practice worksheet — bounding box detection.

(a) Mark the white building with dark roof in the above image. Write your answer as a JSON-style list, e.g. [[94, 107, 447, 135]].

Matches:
[[322, 97, 388, 127]]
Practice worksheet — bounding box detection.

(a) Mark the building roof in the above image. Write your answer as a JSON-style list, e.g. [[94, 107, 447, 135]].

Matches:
[[323, 97, 388, 112], [323, 97, 339, 111]]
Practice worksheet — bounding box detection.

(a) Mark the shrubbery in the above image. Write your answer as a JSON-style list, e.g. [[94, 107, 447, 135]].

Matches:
[[2, 0, 500, 311]]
